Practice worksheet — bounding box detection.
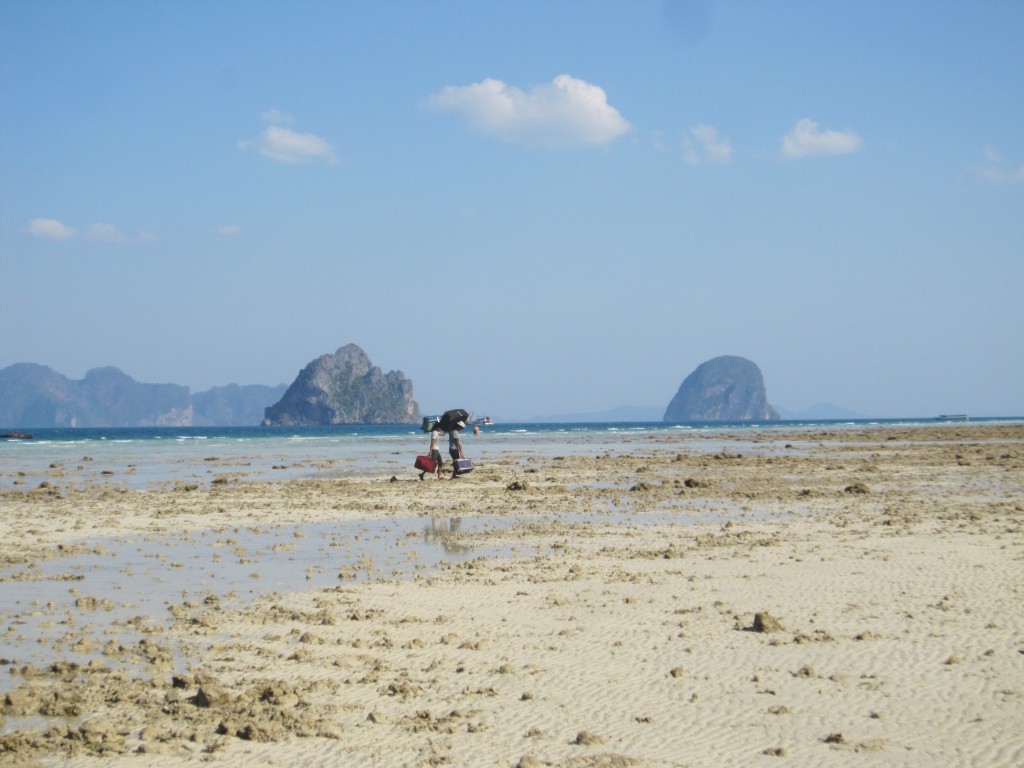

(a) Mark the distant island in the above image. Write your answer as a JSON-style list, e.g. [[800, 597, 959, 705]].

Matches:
[[0, 363, 285, 428], [262, 344, 420, 426], [664, 356, 780, 422], [0, 344, 421, 429], [2, 351, 864, 428], [193, 383, 289, 426]]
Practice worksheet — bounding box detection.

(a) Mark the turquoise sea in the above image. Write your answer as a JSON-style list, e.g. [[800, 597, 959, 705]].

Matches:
[[2, 417, 1018, 491]]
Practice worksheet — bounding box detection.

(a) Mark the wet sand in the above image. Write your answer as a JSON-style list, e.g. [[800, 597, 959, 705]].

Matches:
[[1, 423, 1022, 767]]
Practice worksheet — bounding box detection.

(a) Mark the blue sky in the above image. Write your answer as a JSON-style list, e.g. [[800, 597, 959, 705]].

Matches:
[[2, 1, 1022, 419]]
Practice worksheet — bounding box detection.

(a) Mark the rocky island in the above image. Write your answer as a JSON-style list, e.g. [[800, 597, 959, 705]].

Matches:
[[262, 344, 420, 426], [664, 355, 780, 422]]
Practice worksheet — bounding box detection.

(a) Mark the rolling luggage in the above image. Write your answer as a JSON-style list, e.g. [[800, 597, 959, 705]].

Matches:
[[414, 455, 437, 473], [453, 458, 474, 474]]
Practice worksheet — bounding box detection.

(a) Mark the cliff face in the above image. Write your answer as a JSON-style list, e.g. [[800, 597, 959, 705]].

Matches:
[[262, 344, 421, 426], [663, 356, 780, 422]]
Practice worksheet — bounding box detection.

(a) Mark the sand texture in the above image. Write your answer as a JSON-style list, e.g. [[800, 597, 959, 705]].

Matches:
[[1, 424, 1022, 767]]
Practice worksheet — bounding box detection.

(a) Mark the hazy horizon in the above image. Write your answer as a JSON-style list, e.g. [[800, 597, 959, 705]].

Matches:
[[2, 2, 1021, 419], [6, 357, 1017, 423]]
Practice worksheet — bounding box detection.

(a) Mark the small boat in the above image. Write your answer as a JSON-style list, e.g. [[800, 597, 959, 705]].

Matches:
[[936, 415, 968, 421], [1, 432, 33, 439]]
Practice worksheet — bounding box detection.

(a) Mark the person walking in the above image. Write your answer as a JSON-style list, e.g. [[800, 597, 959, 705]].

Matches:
[[420, 427, 444, 480], [448, 421, 466, 479]]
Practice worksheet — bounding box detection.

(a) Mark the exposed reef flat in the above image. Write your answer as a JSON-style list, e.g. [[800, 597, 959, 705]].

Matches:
[[0, 424, 1021, 766]]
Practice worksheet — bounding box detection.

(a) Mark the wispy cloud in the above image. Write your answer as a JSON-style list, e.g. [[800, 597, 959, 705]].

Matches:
[[25, 218, 77, 240], [84, 223, 130, 243], [261, 108, 294, 125], [428, 74, 631, 149], [24, 218, 155, 244], [218, 225, 241, 236], [683, 124, 733, 165], [781, 118, 863, 159], [239, 112, 338, 165], [976, 147, 1024, 186]]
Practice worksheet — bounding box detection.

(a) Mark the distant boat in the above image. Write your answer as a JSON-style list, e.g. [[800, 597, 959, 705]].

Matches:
[[473, 417, 494, 426], [936, 414, 968, 421], [1, 432, 33, 439]]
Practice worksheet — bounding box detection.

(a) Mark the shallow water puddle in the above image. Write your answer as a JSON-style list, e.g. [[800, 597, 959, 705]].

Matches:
[[0, 505, 749, 699], [0, 515, 511, 692]]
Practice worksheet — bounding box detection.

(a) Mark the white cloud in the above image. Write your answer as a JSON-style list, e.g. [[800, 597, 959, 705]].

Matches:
[[781, 118, 863, 159], [261, 108, 294, 124], [683, 123, 733, 165], [218, 225, 241, 236], [239, 124, 338, 165], [25, 218, 154, 244], [84, 223, 131, 243], [977, 147, 1024, 186], [428, 74, 631, 148], [25, 218, 77, 240]]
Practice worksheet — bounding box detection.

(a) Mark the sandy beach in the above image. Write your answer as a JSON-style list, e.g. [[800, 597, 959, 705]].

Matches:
[[1, 423, 1022, 767]]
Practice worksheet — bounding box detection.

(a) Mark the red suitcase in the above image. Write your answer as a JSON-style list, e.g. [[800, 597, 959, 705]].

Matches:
[[414, 455, 436, 473]]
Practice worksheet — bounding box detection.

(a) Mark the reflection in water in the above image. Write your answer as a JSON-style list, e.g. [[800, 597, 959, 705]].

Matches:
[[0, 515, 499, 686], [424, 516, 471, 554], [0, 506, 743, 690]]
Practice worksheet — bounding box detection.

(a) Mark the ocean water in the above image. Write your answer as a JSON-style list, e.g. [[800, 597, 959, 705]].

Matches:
[[1, 417, 1017, 491]]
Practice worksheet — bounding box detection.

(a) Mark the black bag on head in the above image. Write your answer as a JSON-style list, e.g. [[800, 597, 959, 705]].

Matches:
[[439, 409, 469, 432]]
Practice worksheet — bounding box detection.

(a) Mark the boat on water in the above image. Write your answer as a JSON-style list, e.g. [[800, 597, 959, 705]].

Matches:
[[936, 414, 968, 421], [1, 432, 33, 439]]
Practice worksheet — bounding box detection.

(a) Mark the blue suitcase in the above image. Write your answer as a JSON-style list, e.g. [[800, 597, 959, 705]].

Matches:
[[453, 458, 474, 474]]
